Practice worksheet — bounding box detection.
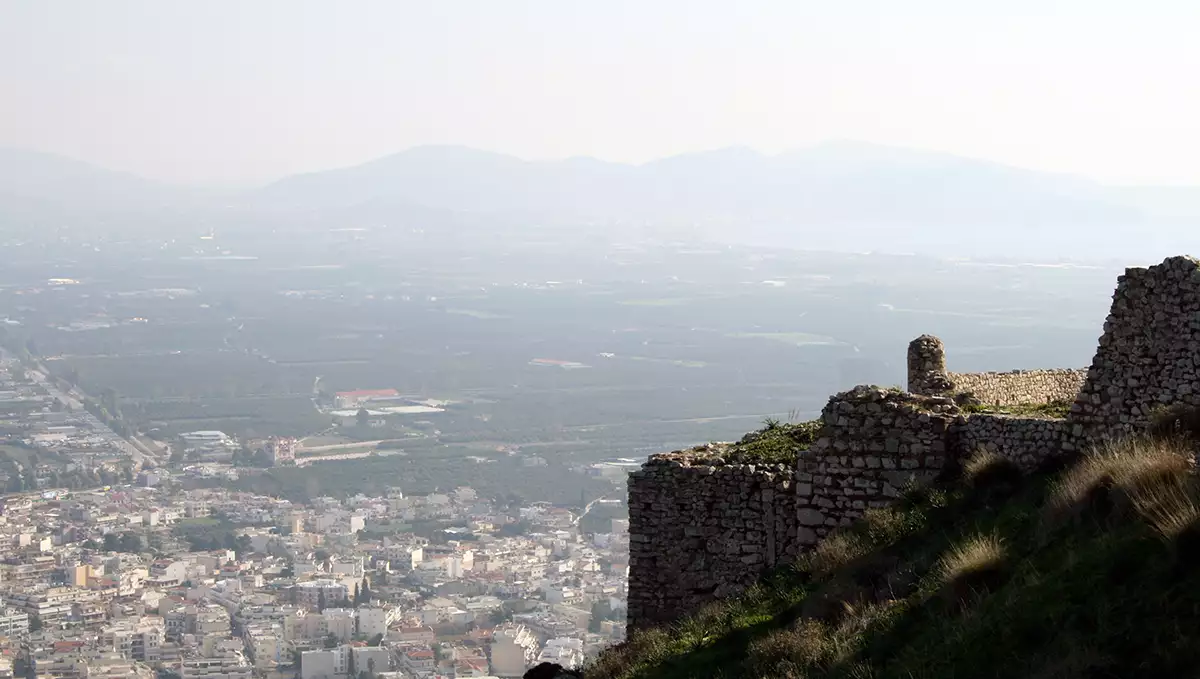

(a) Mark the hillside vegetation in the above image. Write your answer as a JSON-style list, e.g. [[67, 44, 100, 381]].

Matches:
[[590, 435, 1200, 679]]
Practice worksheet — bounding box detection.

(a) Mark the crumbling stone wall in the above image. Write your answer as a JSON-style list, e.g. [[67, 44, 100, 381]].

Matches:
[[626, 453, 798, 630], [907, 336, 1085, 405], [796, 387, 960, 545], [959, 413, 1067, 471], [625, 388, 1074, 629], [1067, 256, 1200, 449], [947, 369, 1086, 406]]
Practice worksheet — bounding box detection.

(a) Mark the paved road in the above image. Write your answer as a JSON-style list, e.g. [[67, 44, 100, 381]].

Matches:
[[574, 495, 609, 527], [21, 360, 157, 467]]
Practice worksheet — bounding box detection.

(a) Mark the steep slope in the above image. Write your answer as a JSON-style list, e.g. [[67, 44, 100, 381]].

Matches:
[[590, 437, 1200, 679]]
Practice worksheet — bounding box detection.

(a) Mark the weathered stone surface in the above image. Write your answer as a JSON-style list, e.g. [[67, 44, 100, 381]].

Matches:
[[1066, 256, 1200, 448], [960, 413, 1067, 472], [626, 454, 800, 630], [795, 386, 960, 547], [948, 369, 1086, 407]]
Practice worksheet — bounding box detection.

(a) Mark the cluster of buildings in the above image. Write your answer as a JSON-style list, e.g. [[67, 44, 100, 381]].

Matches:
[[0, 475, 627, 679], [0, 357, 631, 679]]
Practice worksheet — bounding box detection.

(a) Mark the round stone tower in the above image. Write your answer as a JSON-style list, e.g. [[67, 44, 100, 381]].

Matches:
[[907, 334, 954, 395]]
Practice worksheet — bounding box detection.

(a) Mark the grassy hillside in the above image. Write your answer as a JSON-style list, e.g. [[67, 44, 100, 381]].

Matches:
[[590, 437, 1200, 679]]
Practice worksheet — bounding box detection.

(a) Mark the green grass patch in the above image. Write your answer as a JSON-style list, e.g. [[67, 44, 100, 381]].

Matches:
[[716, 419, 822, 465], [588, 437, 1200, 679]]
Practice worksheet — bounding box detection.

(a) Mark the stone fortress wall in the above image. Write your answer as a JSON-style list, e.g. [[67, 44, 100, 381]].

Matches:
[[627, 255, 1200, 630], [626, 456, 799, 630], [907, 332, 1087, 406]]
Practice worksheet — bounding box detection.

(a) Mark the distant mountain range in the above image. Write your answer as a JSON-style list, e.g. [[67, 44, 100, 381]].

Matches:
[[3, 141, 1199, 258]]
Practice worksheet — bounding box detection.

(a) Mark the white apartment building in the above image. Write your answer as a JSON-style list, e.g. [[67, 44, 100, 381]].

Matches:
[[180, 652, 252, 679], [0, 607, 29, 637], [300, 646, 349, 679], [490, 624, 539, 678], [292, 580, 348, 611], [536, 638, 584, 671], [322, 608, 355, 641], [355, 607, 388, 638]]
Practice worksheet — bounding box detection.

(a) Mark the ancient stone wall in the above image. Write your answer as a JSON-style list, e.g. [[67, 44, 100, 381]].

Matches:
[[628, 254, 1200, 630], [947, 369, 1087, 406], [958, 413, 1067, 472], [1067, 256, 1200, 449], [907, 335, 1085, 405], [795, 386, 960, 546], [626, 454, 799, 630]]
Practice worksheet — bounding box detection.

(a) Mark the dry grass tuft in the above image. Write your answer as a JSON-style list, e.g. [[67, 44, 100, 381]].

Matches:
[[937, 534, 1007, 603], [798, 532, 871, 578], [962, 449, 1024, 496], [745, 601, 898, 677], [1044, 437, 1194, 528], [582, 627, 672, 679], [1127, 464, 1200, 540]]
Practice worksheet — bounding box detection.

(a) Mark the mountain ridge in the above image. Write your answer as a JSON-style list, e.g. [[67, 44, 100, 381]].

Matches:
[[3, 141, 1199, 259]]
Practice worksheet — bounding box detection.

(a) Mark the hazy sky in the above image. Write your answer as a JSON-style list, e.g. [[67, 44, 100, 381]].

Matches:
[[3, 1, 1200, 186]]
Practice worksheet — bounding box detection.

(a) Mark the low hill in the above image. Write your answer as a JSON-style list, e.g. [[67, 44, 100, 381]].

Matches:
[[0, 147, 196, 211], [587, 436, 1200, 679]]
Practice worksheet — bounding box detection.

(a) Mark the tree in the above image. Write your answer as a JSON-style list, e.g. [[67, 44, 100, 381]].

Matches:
[[360, 577, 372, 604], [317, 589, 327, 613], [353, 582, 360, 606], [102, 533, 120, 552], [234, 534, 253, 558], [117, 532, 143, 553], [356, 408, 370, 427], [367, 634, 383, 647], [367, 658, 378, 679], [323, 634, 338, 649]]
